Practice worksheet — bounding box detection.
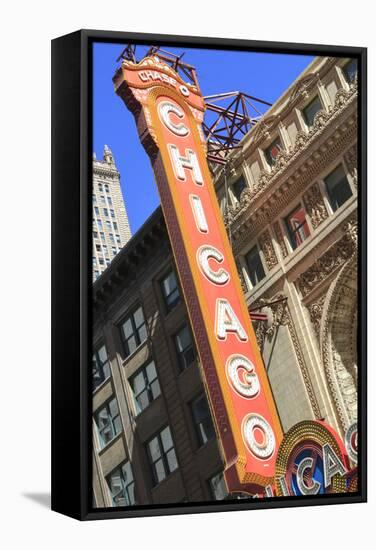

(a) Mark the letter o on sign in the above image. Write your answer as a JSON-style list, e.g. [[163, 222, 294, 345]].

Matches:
[[243, 414, 275, 460]]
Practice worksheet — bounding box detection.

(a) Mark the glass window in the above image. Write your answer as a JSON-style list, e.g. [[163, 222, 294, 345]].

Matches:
[[161, 270, 181, 312], [93, 257, 97, 267], [95, 397, 121, 448], [94, 206, 100, 216], [245, 245, 266, 287], [103, 208, 108, 217], [112, 246, 117, 256], [174, 324, 195, 372], [343, 59, 357, 84], [232, 175, 247, 202], [97, 219, 103, 230], [110, 209, 115, 218], [130, 360, 161, 414], [191, 394, 215, 447], [302, 95, 322, 128], [209, 472, 228, 501], [93, 230, 98, 239], [107, 461, 136, 506], [107, 196, 113, 206], [109, 233, 115, 243], [147, 426, 178, 485], [98, 183, 103, 192], [99, 257, 104, 266], [285, 204, 311, 250], [113, 222, 118, 231], [324, 164, 353, 212], [100, 195, 106, 204], [93, 195, 97, 204], [120, 306, 148, 358], [105, 220, 111, 230], [95, 244, 101, 252], [104, 184, 110, 193], [92, 344, 110, 390], [116, 234, 121, 244], [100, 231, 105, 240], [264, 136, 283, 166]]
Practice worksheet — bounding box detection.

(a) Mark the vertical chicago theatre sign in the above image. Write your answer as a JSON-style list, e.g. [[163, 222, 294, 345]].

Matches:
[[114, 56, 283, 493]]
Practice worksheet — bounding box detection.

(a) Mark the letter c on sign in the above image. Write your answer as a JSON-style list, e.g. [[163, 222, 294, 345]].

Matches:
[[197, 245, 229, 286], [158, 101, 189, 137]]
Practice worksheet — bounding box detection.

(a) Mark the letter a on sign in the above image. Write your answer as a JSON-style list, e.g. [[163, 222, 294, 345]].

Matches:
[[113, 56, 283, 493]]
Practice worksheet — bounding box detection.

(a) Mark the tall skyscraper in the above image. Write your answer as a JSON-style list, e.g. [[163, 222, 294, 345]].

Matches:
[[92, 145, 132, 280]]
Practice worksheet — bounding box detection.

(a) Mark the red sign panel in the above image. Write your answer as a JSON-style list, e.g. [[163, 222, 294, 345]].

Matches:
[[114, 56, 283, 492]]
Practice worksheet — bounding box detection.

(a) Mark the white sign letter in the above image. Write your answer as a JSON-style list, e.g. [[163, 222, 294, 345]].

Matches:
[[243, 414, 275, 460], [296, 457, 321, 495], [197, 245, 229, 286], [226, 354, 260, 398], [323, 443, 347, 488], [190, 194, 208, 233], [168, 144, 204, 185], [158, 101, 189, 137], [215, 298, 248, 342]]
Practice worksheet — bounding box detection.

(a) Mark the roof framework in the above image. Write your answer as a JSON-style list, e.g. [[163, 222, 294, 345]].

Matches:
[[117, 45, 272, 167]]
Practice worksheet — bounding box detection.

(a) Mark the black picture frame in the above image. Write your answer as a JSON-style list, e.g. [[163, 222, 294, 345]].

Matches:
[[51, 29, 367, 521]]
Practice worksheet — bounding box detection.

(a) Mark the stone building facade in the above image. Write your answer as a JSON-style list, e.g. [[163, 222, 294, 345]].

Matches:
[[92, 145, 132, 281], [92, 56, 358, 507]]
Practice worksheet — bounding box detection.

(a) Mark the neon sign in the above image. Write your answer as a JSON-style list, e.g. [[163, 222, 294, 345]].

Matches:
[[114, 56, 283, 492]]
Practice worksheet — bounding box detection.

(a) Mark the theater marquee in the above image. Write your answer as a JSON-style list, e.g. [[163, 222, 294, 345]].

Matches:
[[114, 56, 284, 492]]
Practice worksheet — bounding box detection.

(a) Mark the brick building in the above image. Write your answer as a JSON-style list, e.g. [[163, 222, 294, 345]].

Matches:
[[92, 55, 358, 507]]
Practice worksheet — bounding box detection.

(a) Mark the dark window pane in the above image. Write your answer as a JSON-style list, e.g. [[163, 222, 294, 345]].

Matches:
[[245, 245, 266, 287], [166, 449, 178, 473], [192, 394, 215, 446], [324, 164, 353, 212], [122, 319, 133, 339], [264, 137, 283, 166], [303, 95, 322, 127], [148, 437, 161, 462], [175, 325, 195, 371], [161, 271, 181, 312], [133, 307, 145, 329], [130, 360, 160, 414], [344, 59, 357, 83], [210, 472, 228, 501], [154, 458, 166, 483], [93, 344, 110, 390], [285, 205, 311, 250], [146, 426, 178, 486], [137, 324, 148, 343], [232, 176, 247, 201]]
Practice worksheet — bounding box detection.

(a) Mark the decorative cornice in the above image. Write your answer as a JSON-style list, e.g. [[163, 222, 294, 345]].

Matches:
[[226, 82, 357, 244], [295, 218, 358, 298]]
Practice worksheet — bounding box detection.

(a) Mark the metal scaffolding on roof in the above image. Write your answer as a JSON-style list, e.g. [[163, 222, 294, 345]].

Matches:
[[116, 45, 272, 168]]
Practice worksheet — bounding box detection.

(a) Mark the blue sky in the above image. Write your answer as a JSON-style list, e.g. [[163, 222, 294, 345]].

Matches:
[[93, 43, 314, 234]]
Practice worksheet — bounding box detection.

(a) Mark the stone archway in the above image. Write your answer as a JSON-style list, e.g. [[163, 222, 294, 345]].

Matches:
[[320, 253, 358, 434]]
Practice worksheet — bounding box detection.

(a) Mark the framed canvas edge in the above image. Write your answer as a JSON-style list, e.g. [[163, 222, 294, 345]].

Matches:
[[52, 29, 367, 521]]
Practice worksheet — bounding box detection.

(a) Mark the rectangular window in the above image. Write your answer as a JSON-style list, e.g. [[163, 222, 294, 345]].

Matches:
[[245, 245, 266, 287], [109, 233, 115, 243], [104, 184, 110, 193], [93, 195, 97, 204], [112, 246, 117, 256], [209, 472, 228, 501], [116, 234, 121, 244], [97, 219, 103, 230], [103, 208, 108, 217], [99, 257, 104, 266], [94, 206, 100, 216], [130, 360, 161, 414], [147, 426, 178, 486], [285, 204, 311, 250], [95, 397, 121, 449], [343, 59, 357, 84], [92, 344, 110, 390], [100, 195, 106, 204], [107, 462, 136, 506], [93, 230, 98, 239], [191, 394, 215, 447], [106, 220, 111, 230], [161, 270, 181, 312], [174, 324, 195, 372], [93, 257, 97, 267], [324, 164, 353, 212], [107, 196, 113, 206], [232, 175, 247, 202], [302, 95, 322, 128], [95, 243, 101, 252], [100, 231, 105, 240], [110, 209, 115, 218], [264, 136, 283, 166], [113, 222, 118, 230], [102, 244, 108, 256], [120, 306, 148, 358]]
